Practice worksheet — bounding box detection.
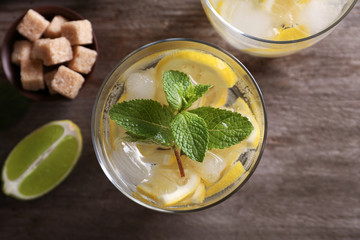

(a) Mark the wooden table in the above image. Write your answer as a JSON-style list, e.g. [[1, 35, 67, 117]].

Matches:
[[1, 1, 359, 239]]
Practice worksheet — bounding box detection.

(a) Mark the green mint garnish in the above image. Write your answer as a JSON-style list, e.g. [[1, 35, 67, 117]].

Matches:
[[171, 112, 208, 163], [109, 70, 254, 177], [109, 99, 175, 147], [163, 70, 212, 112], [189, 107, 254, 149], [123, 131, 163, 145], [183, 84, 212, 110]]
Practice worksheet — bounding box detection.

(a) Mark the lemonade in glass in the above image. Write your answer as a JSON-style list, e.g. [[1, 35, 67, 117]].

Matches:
[[201, 0, 357, 57], [92, 39, 266, 212]]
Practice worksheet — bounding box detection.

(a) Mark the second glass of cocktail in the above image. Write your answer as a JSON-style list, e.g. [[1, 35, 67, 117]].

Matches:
[[201, 0, 357, 57]]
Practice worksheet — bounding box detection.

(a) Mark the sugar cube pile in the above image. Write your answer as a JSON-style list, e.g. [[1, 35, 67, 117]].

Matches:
[[12, 9, 97, 99]]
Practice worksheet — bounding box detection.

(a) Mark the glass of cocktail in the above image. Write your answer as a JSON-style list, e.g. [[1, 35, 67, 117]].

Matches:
[[201, 0, 358, 57], [92, 39, 267, 212]]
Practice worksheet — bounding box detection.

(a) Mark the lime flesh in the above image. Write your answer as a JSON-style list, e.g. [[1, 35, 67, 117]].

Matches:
[[2, 120, 82, 200], [5, 125, 64, 181]]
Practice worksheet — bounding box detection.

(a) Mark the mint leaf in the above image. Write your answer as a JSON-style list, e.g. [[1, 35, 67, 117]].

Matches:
[[183, 84, 212, 110], [163, 70, 191, 111], [170, 112, 208, 162], [109, 99, 175, 146], [189, 107, 254, 149], [123, 132, 161, 145], [163, 70, 212, 112]]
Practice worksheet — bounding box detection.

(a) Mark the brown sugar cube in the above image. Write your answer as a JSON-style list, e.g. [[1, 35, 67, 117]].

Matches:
[[44, 15, 67, 38], [61, 20, 93, 45], [68, 46, 97, 74], [16, 9, 50, 41], [11, 40, 32, 65], [31, 38, 49, 60], [43, 70, 58, 95], [31, 37, 73, 66], [51, 66, 84, 99], [20, 59, 44, 91]]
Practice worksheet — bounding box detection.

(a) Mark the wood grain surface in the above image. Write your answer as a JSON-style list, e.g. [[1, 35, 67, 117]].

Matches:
[[0, 0, 359, 239]]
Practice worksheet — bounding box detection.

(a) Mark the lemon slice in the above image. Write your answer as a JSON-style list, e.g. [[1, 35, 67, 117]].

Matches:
[[179, 182, 206, 205], [2, 120, 82, 200], [205, 161, 246, 197], [155, 50, 237, 107], [273, 25, 309, 41], [260, 0, 310, 40], [136, 165, 201, 206], [136, 143, 175, 166], [191, 87, 228, 109], [231, 98, 261, 149], [156, 50, 237, 87]]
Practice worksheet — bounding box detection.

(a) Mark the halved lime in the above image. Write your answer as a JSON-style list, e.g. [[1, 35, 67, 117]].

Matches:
[[2, 120, 82, 200]]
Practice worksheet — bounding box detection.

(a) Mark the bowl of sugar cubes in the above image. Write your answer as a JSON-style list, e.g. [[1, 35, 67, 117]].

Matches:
[[1, 6, 98, 100]]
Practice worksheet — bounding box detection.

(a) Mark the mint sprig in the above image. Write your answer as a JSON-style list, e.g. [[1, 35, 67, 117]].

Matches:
[[163, 70, 212, 112], [189, 107, 254, 149], [109, 70, 254, 177], [109, 99, 175, 147]]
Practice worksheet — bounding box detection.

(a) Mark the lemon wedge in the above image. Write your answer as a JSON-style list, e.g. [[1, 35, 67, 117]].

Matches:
[[155, 50, 237, 107], [205, 161, 246, 197], [136, 165, 201, 206], [179, 182, 206, 205]]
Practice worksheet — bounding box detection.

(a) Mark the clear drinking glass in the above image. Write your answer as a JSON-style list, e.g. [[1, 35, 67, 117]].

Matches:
[[201, 0, 358, 57], [91, 38, 267, 212]]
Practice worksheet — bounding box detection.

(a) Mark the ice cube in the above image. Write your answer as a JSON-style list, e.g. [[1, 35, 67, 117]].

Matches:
[[298, 0, 347, 34], [126, 68, 156, 100]]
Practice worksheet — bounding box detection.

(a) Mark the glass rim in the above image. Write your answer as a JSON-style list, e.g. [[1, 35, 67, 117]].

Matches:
[[202, 0, 358, 45], [91, 38, 268, 213]]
